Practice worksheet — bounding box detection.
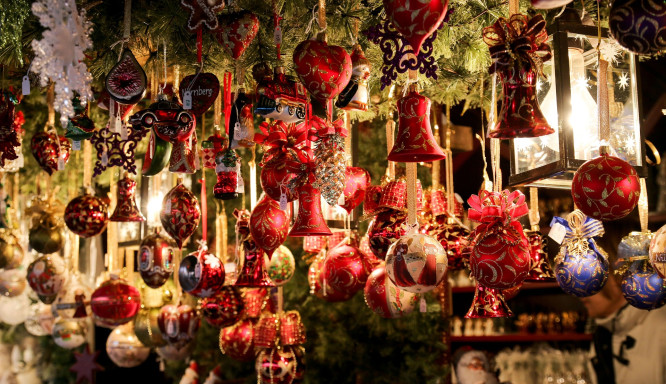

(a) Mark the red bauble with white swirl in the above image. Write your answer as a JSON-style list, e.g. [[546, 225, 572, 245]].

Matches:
[[158, 304, 200, 347], [364, 265, 418, 318], [64, 194, 109, 238], [293, 39, 352, 107], [160, 182, 200, 248], [386, 233, 448, 293], [571, 154, 640, 221], [469, 220, 530, 289], [322, 243, 373, 297], [250, 195, 292, 258]]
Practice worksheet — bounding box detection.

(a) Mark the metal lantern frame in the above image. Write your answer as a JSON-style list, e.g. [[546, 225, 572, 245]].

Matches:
[[508, 11, 648, 189]]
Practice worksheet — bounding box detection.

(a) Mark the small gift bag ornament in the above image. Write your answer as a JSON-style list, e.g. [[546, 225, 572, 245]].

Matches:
[[482, 14, 554, 138], [214, 148, 241, 200], [550, 210, 609, 297]]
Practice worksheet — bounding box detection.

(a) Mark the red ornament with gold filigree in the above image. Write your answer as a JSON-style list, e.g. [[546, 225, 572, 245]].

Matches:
[[160, 181, 200, 248], [322, 240, 373, 297], [483, 14, 553, 138], [465, 284, 514, 318], [250, 195, 292, 259], [64, 194, 108, 238], [31, 131, 71, 175], [201, 287, 243, 329], [571, 154, 640, 221], [219, 319, 256, 362], [368, 210, 408, 260], [289, 184, 331, 237], [383, 0, 449, 54]]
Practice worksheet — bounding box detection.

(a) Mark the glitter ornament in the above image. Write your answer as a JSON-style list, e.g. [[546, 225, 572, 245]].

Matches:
[[179, 246, 225, 298], [53, 273, 91, 319], [610, 0, 666, 55], [364, 265, 418, 318], [219, 319, 256, 362], [255, 345, 306, 384], [27, 254, 67, 304], [25, 302, 55, 336], [368, 210, 408, 260], [242, 288, 270, 318], [158, 304, 200, 347], [30, 131, 71, 175], [201, 286, 244, 329], [64, 194, 108, 238], [216, 11, 260, 60], [106, 322, 150, 368], [386, 232, 447, 293], [267, 246, 296, 286], [105, 49, 147, 105], [571, 154, 640, 221], [618, 231, 666, 310], [552, 211, 609, 297], [30, 0, 93, 127], [312, 132, 348, 206], [133, 307, 166, 348], [0, 268, 27, 297], [160, 181, 201, 249], [52, 318, 87, 349], [250, 195, 292, 259], [29, 213, 64, 255], [90, 276, 141, 327], [139, 230, 176, 289], [181, 0, 224, 32], [322, 240, 373, 296], [0, 229, 24, 268]]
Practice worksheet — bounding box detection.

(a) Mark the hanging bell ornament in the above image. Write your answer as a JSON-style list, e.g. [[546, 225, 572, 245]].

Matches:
[[465, 284, 514, 318], [289, 184, 332, 237], [336, 44, 371, 111], [110, 175, 145, 222], [387, 87, 446, 163], [524, 230, 556, 282]]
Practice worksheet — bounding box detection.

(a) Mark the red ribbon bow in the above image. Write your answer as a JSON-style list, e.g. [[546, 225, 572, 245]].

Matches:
[[309, 116, 348, 139], [468, 189, 529, 227], [482, 14, 552, 76], [255, 120, 313, 173]]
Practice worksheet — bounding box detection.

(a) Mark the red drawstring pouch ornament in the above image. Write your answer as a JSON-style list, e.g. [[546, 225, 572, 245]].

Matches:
[[467, 190, 531, 290], [482, 14, 553, 139]]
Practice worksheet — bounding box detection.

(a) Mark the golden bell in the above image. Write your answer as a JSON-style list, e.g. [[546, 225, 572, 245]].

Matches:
[[289, 184, 332, 237], [110, 175, 145, 222]]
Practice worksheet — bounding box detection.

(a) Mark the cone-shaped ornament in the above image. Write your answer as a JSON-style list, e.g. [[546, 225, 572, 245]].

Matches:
[[110, 175, 145, 222], [234, 247, 274, 288], [387, 87, 445, 163], [465, 284, 513, 318], [289, 184, 332, 237]]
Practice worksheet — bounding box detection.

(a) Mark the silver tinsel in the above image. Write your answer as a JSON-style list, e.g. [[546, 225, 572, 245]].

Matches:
[[313, 134, 348, 206]]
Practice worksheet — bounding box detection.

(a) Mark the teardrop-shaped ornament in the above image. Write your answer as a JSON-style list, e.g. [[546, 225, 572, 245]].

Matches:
[[105, 49, 148, 105]]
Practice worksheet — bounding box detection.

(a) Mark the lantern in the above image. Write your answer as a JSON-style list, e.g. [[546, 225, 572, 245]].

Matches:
[[509, 9, 646, 188]]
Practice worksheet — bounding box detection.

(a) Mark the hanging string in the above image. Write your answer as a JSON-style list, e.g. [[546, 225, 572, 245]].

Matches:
[[108, 171, 118, 272], [197, 28, 203, 65], [249, 146, 258, 210], [529, 187, 540, 231], [213, 86, 222, 128], [200, 113, 208, 243], [161, 40, 167, 93], [344, 112, 352, 166], [639, 178, 648, 233], [173, 65, 180, 94], [386, 120, 395, 179], [406, 68, 419, 228], [223, 72, 232, 135], [509, 0, 519, 16], [488, 74, 500, 192], [150, 68, 158, 101], [443, 104, 455, 216]]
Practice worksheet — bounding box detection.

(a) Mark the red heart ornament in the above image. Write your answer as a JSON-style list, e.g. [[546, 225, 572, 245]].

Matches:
[[179, 73, 220, 115], [30, 131, 71, 175], [216, 11, 259, 60], [340, 167, 371, 214], [293, 39, 352, 107], [383, 0, 449, 54]]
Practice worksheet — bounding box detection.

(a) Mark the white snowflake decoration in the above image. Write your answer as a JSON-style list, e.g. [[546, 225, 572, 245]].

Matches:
[[617, 72, 630, 90], [31, 0, 93, 128], [599, 39, 625, 65]]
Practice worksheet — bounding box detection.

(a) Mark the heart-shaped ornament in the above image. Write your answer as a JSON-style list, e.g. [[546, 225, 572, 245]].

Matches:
[[30, 132, 71, 175], [179, 73, 220, 115], [216, 11, 259, 60], [293, 39, 352, 107], [383, 0, 449, 54], [340, 167, 371, 214]]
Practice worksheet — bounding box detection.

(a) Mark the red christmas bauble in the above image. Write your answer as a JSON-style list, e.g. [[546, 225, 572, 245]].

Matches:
[[201, 286, 244, 329], [368, 209, 408, 259], [322, 242, 373, 296], [293, 39, 352, 107], [219, 319, 256, 362], [427, 218, 471, 271], [160, 182, 201, 248], [610, 0, 666, 55], [571, 154, 640, 221], [255, 345, 306, 384], [260, 161, 299, 203], [139, 231, 176, 289], [469, 220, 530, 289], [386, 233, 448, 293], [158, 304, 200, 347], [90, 277, 141, 328], [27, 254, 67, 304], [340, 167, 371, 214], [30, 131, 71, 175], [250, 195, 292, 258], [216, 11, 260, 60], [64, 194, 109, 238], [364, 265, 418, 318], [178, 248, 225, 298], [310, 256, 355, 302], [383, 0, 449, 54]]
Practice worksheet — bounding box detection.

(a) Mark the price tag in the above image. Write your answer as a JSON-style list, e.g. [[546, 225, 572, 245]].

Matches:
[[22, 76, 30, 96], [279, 192, 288, 211], [120, 126, 128, 140], [236, 175, 245, 193], [183, 91, 192, 110], [548, 222, 567, 244], [57, 157, 65, 171], [72, 141, 81, 151], [419, 297, 427, 313], [164, 198, 172, 212], [273, 26, 282, 45], [101, 151, 108, 166], [233, 122, 243, 140]]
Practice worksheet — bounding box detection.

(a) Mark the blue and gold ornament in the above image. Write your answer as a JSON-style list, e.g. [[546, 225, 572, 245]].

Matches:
[[617, 231, 666, 310], [552, 210, 609, 297]]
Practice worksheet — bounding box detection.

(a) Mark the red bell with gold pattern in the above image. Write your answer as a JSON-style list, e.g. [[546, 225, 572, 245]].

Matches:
[[387, 88, 445, 163], [110, 175, 145, 222], [289, 184, 331, 237], [64, 193, 109, 238], [250, 195, 292, 259]]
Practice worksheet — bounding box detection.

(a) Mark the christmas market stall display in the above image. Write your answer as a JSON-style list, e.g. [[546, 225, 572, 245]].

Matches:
[[0, 0, 666, 383]]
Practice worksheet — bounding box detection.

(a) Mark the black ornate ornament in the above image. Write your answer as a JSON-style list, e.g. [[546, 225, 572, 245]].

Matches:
[[90, 124, 149, 177]]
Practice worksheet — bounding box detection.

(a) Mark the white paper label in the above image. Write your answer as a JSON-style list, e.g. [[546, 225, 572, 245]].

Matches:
[[236, 175, 245, 193], [215, 162, 223, 173], [101, 151, 108, 166], [57, 157, 65, 171], [419, 297, 427, 313], [21, 76, 30, 96], [72, 141, 81, 151], [548, 222, 567, 244], [279, 192, 288, 211], [165, 198, 172, 212], [120, 126, 128, 140], [233, 122, 243, 140], [274, 26, 282, 45], [183, 91, 192, 110]]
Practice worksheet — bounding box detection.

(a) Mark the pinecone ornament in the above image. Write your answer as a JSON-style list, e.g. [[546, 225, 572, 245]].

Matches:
[[313, 134, 348, 206]]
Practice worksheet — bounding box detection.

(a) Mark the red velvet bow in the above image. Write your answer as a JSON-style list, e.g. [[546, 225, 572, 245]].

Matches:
[[255, 120, 313, 173], [482, 14, 552, 76], [309, 115, 348, 139], [468, 190, 529, 227]]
